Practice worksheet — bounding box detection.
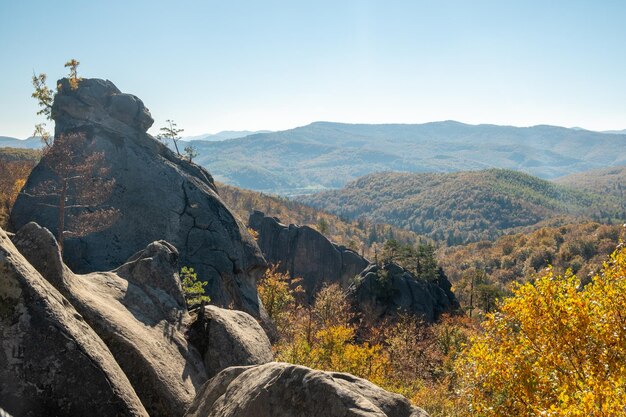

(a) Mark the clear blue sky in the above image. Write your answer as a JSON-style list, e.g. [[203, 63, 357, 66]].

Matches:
[[1, 0, 625, 138]]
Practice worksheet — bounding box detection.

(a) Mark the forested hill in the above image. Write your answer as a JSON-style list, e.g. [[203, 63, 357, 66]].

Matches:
[[299, 169, 624, 245], [186, 121, 626, 194], [555, 165, 626, 202]]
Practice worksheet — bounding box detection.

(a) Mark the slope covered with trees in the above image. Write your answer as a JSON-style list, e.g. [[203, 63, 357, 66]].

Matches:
[[555, 165, 626, 204], [300, 169, 624, 245], [439, 222, 624, 316], [218, 182, 425, 257], [0, 147, 40, 227]]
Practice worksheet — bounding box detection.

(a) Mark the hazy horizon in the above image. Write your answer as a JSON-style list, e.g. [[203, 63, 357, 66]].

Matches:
[[4, 118, 626, 141], [2, 0, 626, 138]]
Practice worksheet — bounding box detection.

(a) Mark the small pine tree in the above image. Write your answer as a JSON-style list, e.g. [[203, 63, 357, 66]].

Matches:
[[157, 119, 184, 156], [183, 144, 198, 162], [180, 266, 210, 308]]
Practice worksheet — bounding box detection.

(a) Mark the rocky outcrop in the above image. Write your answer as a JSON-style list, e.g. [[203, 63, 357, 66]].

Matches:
[[12, 222, 206, 417], [350, 262, 459, 323], [185, 362, 429, 417], [0, 228, 148, 417], [187, 305, 274, 379], [249, 211, 369, 298], [10, 78, 266, 319], [10, 222, 278, 417]]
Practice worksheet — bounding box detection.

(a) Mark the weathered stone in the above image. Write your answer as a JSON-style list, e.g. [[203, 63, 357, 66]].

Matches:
[[10, 78, 267, 320], [188, 305, 274, 379], [350, 262, 459, 323], [249, 211, 369, 298], [185, 362, 429, 417], [0, 227, 148, 417], [12, 222, 206, 417]]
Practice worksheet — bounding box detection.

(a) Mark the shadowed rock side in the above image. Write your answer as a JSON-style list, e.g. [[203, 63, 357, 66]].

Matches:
[[12, 223, 206, 417], [187, 305, 274, 379], [249, 211, 369, 297], [185, 362, 429, 417], [0, 228, 148, 417], [9, 78, 266, 319], [351, 262, 459, 323]]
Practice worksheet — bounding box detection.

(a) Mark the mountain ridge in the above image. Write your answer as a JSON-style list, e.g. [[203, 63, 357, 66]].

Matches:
[[183, 121, 626, 194]]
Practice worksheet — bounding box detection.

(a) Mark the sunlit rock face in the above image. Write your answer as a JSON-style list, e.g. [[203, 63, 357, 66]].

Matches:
[[10, 77, 267, 320]]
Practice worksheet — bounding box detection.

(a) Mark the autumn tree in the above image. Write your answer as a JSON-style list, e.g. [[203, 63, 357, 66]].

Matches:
[[64, 59, 81, 89], [0, 158, 37, 227], [257, 264, 303, 334], [458, 244, 626, 416], [158, 119, 184, 156], [23, 132, 118, 251]]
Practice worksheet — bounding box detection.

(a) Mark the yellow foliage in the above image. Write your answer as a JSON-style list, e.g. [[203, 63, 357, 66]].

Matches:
[[459, 245, 626, 416], [257, 265, 303, 334]]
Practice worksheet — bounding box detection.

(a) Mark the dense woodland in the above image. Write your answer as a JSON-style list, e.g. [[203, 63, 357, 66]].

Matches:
[[439, 221, 624, 316], [300, 169, 625, 245], [555, 165, 626, 200]]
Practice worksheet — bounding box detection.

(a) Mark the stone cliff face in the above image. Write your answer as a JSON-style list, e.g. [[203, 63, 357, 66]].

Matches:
[[0, 227, 148, 417], [351, 262, 459, 323], [0, 223, 427, 417], [9, 78, 266, 319], [249, 211, 369, 298], [248, 211, 458, 323], [3, 222, 273, 417]]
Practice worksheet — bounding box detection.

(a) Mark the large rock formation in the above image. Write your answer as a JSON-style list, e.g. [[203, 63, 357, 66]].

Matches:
[[187, 305, 274, 379], [249, 211, 369, 297], [12, 222, 206, 417], [0, 228, 148, 417], [11, 222, 274, 417], [350, 262, 459, 323], [10, 78, 266, 319], [185, 362, 429, 417]]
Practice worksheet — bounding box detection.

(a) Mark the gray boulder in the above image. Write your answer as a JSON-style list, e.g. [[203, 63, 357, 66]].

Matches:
[[12, 222, 207, 417], [249, 211, 369, 298], [350, 262, 459, 323], [187, 305, 274, 379], [185, 362, 429, 417], [10, 77, 267, 319], [0, 227, 148, 417]]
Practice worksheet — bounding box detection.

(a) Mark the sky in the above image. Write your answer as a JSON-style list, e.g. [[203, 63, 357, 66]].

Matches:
[[1, 0, 625, 138]]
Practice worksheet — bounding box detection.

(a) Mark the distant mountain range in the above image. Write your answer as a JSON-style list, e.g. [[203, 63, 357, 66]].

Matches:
[[184, 121, 626, 195], [0, 136, 41, 149], [299, 169, 625, 245], [4, 121, 626, 196], [181, 130, 271, 141]]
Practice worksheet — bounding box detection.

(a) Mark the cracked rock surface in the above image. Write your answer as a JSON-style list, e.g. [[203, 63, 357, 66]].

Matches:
[[249, 211, 369, 299], [9, 77, 267, 319], [0, 227, 148, 417], [350, 262, 459, 323], [12, 222, 206, 417], [185, 362, 430, 417], [187, 305, 274, 379]]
